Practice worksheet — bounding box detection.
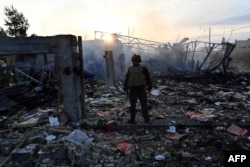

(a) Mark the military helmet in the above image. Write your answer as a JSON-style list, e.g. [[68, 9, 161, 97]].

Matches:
[[131, 54, 141, 63]]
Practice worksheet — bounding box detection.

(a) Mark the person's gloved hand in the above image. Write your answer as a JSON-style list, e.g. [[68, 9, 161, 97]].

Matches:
[[147, 87, 152, 92]]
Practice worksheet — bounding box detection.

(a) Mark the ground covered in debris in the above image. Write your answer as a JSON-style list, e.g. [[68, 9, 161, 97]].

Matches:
[[0, 71, 250, 167]]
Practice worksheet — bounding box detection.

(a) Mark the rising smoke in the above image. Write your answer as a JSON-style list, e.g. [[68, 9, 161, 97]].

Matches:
[[82, 38, 232, 79]]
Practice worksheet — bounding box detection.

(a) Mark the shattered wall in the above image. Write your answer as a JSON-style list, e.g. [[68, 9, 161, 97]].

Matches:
[[0, 35, 84, 123]]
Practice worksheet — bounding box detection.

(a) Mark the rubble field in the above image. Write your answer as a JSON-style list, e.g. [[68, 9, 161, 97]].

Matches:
[[0, 71, 250, 167]]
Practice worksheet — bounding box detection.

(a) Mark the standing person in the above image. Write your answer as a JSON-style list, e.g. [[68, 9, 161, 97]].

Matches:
[[124, 54, 152, 124]]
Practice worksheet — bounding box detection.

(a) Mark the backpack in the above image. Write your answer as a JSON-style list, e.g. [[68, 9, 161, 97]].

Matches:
[[128, 66, 146, 87]]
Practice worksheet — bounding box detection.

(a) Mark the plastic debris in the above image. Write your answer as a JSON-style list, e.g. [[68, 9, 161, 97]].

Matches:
[[155, 155, 165, 161], [166, 126, 176, 133], [44, 131, 56, 141], [150, 89, 160, 96], [63, 129, 94, 147], [48, 115, 60, 126], [227, 124, 248, 136]]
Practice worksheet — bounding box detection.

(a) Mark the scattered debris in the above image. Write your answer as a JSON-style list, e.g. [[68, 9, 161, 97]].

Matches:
[[227, 124, 248, 136], [0, 71, 250, 166]]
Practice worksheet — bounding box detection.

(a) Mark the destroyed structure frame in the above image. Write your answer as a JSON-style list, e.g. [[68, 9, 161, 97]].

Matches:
[[0, 35, 85, 123]]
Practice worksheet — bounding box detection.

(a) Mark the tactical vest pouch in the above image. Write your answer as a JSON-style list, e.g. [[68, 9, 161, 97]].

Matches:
[[128, 66, 146, 87]]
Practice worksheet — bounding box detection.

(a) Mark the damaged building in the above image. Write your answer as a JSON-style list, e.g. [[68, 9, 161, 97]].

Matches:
[[0, 34, 250, 167]]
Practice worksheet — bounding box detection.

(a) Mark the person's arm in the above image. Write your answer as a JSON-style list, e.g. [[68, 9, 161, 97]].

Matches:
[[143, 67, 152, 91], [123, 68, 130, 91]]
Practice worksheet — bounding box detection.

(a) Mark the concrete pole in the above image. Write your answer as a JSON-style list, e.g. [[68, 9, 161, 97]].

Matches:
[[104, 50, 115, 88], [78, 36, 86, 119], [56, 36, 81, 123], [118, 53, 125, 76]]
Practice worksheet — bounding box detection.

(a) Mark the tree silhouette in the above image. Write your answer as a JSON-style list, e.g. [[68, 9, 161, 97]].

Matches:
[[4, 5, 30, 37], [0, 27, 7, 36]]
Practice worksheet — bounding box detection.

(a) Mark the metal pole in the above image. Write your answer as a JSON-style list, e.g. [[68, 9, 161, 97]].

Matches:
[[209, 27, 211, 49], [15, 68, 43, 85]]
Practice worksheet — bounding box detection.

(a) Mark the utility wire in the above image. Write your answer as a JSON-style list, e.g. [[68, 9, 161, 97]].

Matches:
[[211, 8, 250, 26], [233, 25, 250, 31], [227, 24, 250, 41]]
